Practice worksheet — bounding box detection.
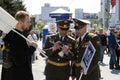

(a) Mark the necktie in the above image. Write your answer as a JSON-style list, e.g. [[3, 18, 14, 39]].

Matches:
[[60, 37, 63, 41], [79, 37, 81, 42], [79, 37, 81, 46]]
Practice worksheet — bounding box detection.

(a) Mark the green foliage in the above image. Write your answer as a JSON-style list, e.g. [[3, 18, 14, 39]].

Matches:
[[33, 20, 45, 30], [0, 0, 26, 17]]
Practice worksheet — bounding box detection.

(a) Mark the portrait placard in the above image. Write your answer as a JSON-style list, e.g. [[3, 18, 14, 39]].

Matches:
[[0, 7, 17, 33], [80, 41, 96, 75]]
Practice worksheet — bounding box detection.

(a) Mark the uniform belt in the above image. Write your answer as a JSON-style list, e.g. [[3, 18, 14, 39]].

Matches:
[[48, 59, 69, 67], [75, 63, 81, 67]]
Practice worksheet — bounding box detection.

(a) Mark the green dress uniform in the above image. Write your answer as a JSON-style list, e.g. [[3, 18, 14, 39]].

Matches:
[[43, 33, 75, 80], [43, 20, 75, 80], [72, 18, 101, 80], [75, 33, 101, 80]]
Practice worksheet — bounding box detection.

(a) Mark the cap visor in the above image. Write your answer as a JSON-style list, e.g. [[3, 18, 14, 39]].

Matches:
[[60, 28, 69, 30]]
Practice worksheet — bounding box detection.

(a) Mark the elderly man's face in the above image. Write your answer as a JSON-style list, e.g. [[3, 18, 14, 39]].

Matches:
[[75, 26, 87, 37]]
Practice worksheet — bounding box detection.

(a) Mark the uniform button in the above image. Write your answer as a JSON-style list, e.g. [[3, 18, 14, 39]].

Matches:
[[58, 58, 60, 61]]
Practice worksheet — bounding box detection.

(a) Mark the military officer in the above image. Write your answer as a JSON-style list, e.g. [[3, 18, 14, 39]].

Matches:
[[43, 20, 76, 80], [73, 18, 101, 80]]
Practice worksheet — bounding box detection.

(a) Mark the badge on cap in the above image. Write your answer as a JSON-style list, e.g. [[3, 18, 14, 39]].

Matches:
[[56, 20, 73, 30]]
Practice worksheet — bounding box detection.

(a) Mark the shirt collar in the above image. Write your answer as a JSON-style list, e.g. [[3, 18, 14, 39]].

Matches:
[[81, 32, 88, 41]]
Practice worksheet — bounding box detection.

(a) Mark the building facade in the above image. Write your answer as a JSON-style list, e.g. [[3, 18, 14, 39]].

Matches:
[[75, 8, 83, 19], [41, 3, 70, 23]]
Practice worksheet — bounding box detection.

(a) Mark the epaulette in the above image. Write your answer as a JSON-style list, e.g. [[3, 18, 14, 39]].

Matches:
[[88, 33, 97, 38], [67, 35, 75, 41], [46, 33, 57, 38]]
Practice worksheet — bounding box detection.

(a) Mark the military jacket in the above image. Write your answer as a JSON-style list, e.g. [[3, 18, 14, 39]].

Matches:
[[43, 33, 76, 79], [43, 33, 75, 62], [75, 32, 101, 80]]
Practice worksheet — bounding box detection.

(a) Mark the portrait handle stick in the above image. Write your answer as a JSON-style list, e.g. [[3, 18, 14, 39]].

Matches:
[[12, 29, 47, 57], [37, 47, 48, 58], [79, 71, 83, 80]]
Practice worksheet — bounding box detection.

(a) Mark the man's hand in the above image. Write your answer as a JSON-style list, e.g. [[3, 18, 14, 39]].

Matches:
[[62, 45, 70, 55], [52, 41, 62, 51], [27, 41, 38, 48]]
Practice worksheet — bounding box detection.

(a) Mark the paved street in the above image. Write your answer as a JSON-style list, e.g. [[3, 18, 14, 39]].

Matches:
[[0, 40, 120, 80], [99, 54, 120, 80]]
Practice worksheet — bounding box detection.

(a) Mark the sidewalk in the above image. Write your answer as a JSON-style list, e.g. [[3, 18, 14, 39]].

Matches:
[[32, 56, 46, 80], [32, 40, 46, 80], [99, 54, 120, 80]]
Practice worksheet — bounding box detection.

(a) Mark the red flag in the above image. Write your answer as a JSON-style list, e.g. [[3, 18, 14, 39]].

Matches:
[[111, 0, 116, 8]]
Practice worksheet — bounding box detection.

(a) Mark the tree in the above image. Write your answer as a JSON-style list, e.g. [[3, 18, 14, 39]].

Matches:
[[33, 20, 45, 31], [0, 0, 26, 17]]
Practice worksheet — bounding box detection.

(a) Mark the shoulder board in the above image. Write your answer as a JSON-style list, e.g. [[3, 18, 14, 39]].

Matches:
[[67, 35, 75, 41], [46, 34, 57, 38]]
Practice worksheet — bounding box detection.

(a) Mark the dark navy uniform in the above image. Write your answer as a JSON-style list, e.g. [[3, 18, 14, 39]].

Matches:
[[43, 20, 75, 80], [73, 18, 101, 80]]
